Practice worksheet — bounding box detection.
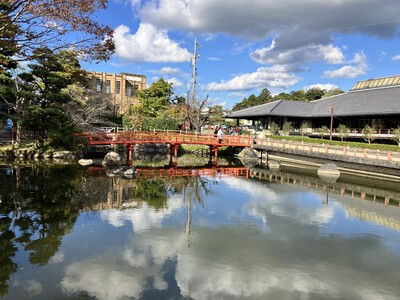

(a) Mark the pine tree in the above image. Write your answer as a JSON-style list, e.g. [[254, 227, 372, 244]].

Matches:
[[19, 48, 85, 148]]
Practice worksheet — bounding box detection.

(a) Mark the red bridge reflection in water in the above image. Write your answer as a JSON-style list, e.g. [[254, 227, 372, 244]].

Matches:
[[87, 165, 249, 179]]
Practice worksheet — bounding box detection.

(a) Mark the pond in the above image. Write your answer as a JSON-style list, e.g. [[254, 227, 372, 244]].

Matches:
[[1, 159, 400, 300]]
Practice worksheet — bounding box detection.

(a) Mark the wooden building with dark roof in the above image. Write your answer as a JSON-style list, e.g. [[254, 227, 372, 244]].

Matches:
[[226, 75, 400, 137]]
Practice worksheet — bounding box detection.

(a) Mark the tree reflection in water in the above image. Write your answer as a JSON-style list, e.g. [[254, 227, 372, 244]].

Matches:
[[0, 163, 86, 295], [0, 161, 226, 295], [1, 160, 400, 299]]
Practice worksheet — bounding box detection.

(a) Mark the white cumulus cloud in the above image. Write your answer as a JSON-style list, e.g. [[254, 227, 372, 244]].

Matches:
[[392, 55, 400, 61], [114, 23, 191, 63], [206, 65, 300, 91], [323, 52, 368, 79], [304, 83, 339, 91]]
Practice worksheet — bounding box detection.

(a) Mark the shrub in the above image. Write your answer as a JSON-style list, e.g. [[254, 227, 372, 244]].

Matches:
[[337, 124, 350, 141], [269, 122, 279, 135], [318, 126, 329, 139], [392, 126, 400, 146], [299, 121, 309, 137], [362, 124, 376, 144], [281, 122, 293, 136]]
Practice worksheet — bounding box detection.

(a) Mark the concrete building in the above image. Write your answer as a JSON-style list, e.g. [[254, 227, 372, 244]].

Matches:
[[87, 71, 147, 115]]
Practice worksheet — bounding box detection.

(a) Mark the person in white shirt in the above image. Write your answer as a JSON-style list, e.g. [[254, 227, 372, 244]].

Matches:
[[217, 127, 223, 143]]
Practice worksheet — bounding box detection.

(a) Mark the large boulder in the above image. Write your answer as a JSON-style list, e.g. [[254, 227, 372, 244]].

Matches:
[[236, 148, 259, 159], [53, 151, 76, 160], [102, 151, 122, 166], [78, 159, 93, 166]]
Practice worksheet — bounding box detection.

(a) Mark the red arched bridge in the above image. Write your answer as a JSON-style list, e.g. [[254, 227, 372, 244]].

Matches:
[[76, 131, 252, 164]]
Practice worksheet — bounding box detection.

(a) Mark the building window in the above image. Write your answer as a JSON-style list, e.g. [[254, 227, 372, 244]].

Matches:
[[116, 81, 121, 94], [125, 81, 132, 96], [96, 78, 101, 92], [106, 80, 111, 94]]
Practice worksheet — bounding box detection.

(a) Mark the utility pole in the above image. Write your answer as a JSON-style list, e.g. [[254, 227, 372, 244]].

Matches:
[[329, 106, 334, 141], [191, 37, 199, 103]]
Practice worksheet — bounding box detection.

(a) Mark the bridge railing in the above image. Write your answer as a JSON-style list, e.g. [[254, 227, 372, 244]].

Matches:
[[78, 130, 252, 146]]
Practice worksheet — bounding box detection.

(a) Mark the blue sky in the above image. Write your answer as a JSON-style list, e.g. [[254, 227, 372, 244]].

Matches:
[[81, 0, 400, 109]]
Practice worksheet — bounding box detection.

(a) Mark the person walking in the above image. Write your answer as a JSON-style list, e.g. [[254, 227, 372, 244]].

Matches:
[[5, 116, 13, 137], [217, 127, 223, 143], [214, 126, 219, 137]]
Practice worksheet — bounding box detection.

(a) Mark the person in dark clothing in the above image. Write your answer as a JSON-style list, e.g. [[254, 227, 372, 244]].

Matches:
[[214, 126, 219, 137], [5, 116, 13, 136]]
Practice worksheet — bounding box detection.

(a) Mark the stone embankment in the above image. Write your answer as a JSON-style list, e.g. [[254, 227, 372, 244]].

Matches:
[[0, 148, 78, 160], [252, 138, 400, 170]]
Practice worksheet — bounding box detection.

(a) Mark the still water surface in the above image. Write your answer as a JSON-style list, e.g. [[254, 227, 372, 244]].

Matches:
[[1, 160, 400, 300]]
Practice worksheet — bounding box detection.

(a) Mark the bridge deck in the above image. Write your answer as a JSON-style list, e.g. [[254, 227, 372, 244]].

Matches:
[[77, 131, 252, 147]]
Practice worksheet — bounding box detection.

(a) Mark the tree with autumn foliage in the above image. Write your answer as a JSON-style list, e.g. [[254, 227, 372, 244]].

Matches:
[[0, 0, 114, 61]]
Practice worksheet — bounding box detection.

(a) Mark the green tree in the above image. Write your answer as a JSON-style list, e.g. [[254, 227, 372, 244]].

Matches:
[[257, 88, 273, 104], [124, 79, 184, 131], [337, 124, 350, 141], [232, 99, 245, 111], [362, 124, 376, 144], [273, 92, 292, 100], [290, 90, 307, 101], [209, 105, 225, 126], [246, 94, 257, 107], [136, 79, 173, 118], [323, 88, 345, 98], [0, 2, 19, 111], [232, 89, 273, 112], [305, 87, 325, 101], [19, 48, 84, 148]]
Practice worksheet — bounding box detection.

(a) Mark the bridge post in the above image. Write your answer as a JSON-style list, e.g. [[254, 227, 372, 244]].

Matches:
[[169, 144, 178, 166], [209, 145, 219, 165], [127, 144, 134, 164]]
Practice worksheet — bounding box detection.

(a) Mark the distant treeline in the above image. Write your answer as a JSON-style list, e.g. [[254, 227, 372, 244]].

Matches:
[[232, 87, 344, 111]]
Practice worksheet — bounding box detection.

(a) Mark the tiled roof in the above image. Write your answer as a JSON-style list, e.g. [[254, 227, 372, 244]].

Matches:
[[226, 84, 400, 119], [226, 100, 283, 118], [227, 100, 315, 118], [311, 85, 400, 117]]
